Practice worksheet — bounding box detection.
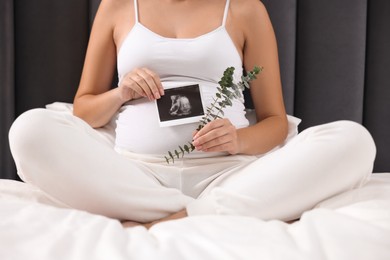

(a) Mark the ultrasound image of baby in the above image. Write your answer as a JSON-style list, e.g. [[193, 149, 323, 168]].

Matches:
[[156, 84, 205, 127], [169, 95, 192, 116]]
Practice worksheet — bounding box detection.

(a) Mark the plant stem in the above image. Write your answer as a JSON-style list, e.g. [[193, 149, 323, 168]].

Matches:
[[165, 66, 262, 164]]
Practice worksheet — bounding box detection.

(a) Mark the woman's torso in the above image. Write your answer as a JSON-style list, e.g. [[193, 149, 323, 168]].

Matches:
[[114, 0, 250, 156]]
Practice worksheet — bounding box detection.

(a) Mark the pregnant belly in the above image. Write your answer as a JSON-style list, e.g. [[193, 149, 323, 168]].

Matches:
[[115, 98, 199, 154], [114, 81, 249, 155]]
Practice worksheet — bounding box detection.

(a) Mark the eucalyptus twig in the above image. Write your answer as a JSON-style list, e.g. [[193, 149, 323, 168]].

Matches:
[[165, 66, 263, 164]]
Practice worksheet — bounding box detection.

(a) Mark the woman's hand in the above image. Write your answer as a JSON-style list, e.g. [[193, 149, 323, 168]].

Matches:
[[192, 119, 240, 154], [118, 67, 165, 102]]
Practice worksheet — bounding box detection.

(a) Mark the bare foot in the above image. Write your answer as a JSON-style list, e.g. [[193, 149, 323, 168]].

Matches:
[[122, 209, 188, 229], [121, 220, 142, 228], [146, 209, 188, 229]]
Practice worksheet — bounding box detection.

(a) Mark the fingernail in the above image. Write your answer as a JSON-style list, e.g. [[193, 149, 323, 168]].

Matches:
[[155, 92, 161, 99], [193, 140, 199, 146], [160, 88, 165, 95]]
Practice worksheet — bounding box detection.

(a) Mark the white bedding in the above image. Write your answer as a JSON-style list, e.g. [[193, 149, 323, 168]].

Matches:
[[1, 173, 390, 260]]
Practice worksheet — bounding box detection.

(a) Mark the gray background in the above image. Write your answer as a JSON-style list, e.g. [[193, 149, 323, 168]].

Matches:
[[1, 0, 390, 179]]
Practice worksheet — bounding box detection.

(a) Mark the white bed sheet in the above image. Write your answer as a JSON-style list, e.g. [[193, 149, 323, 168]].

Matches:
[[0, 173, 389, 260]]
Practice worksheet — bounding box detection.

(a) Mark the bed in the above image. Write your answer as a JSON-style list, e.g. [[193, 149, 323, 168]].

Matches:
[[1, 171, 390, 259], [1, 103, 390, 259]]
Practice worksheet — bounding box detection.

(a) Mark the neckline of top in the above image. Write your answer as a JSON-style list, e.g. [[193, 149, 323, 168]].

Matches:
[[132, 0, 231, 37], [136, 22, 226, 41], [116, 22, 243, 65]]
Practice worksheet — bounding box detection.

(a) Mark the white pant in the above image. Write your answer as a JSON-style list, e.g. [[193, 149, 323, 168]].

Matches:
[[9, 109, 376, 222]]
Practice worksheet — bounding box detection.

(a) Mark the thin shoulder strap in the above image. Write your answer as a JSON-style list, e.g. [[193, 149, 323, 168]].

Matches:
[[134, 0, 139, 23], [222, 0, 231, 26]]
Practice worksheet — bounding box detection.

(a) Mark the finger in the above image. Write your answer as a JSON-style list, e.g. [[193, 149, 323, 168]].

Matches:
[[143, 68, 165, 97], [127, 76, 152, 99], [133, 72, 158, 100], [137, 69, 161, 99], [193, 124, 230, 148], [203, 141, 234, 153], [193, 119, 226, 140], [192, 130, 199, 139], [121, 77, 146, 98], [199, 133, 232, 151]]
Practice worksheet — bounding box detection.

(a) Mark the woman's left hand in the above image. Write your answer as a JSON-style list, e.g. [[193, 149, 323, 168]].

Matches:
[[192, 119, 240, 154]]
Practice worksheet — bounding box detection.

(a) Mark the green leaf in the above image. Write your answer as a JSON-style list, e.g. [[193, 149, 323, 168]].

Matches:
[[210, 113, 222, 119], [168, 151, 174, 163], [188, 142, 195, 151], [243, 81, 250, 89], [222, 88, 230, 96], [164, 65, 263, 164]]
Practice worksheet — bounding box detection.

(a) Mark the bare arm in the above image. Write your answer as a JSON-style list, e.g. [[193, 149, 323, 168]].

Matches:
[[73, 0, 164, 128], [193, 0, 288, 155], [73, 0, 122, 128], [237, 0, 288, 154]]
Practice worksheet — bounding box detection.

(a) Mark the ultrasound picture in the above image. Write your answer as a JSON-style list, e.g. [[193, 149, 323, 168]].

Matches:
[[156, 84, 205, 127]]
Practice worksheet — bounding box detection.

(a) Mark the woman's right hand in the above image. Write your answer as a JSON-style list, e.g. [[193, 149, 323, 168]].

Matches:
[[118, 67, 165, 102]]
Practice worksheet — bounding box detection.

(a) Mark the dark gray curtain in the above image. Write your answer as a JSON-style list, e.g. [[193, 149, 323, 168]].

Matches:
[[263, 0, 390, 172], [1, 0, 94, 180], [1, 0, 390, 180], [364, 0, 390, 174], [0, 0, 15, 179], [295, 0, 367, 126], [14, 0, 89, 115]]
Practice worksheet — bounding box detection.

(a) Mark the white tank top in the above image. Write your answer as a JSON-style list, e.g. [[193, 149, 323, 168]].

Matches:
[[115, 0, 249, 155]]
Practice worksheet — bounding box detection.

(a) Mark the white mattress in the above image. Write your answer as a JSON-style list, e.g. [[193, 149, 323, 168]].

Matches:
[[1, 173, 389, 260]]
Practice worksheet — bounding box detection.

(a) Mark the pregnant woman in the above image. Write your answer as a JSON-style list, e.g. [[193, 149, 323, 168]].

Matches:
[[9, 0, 376, 228]]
